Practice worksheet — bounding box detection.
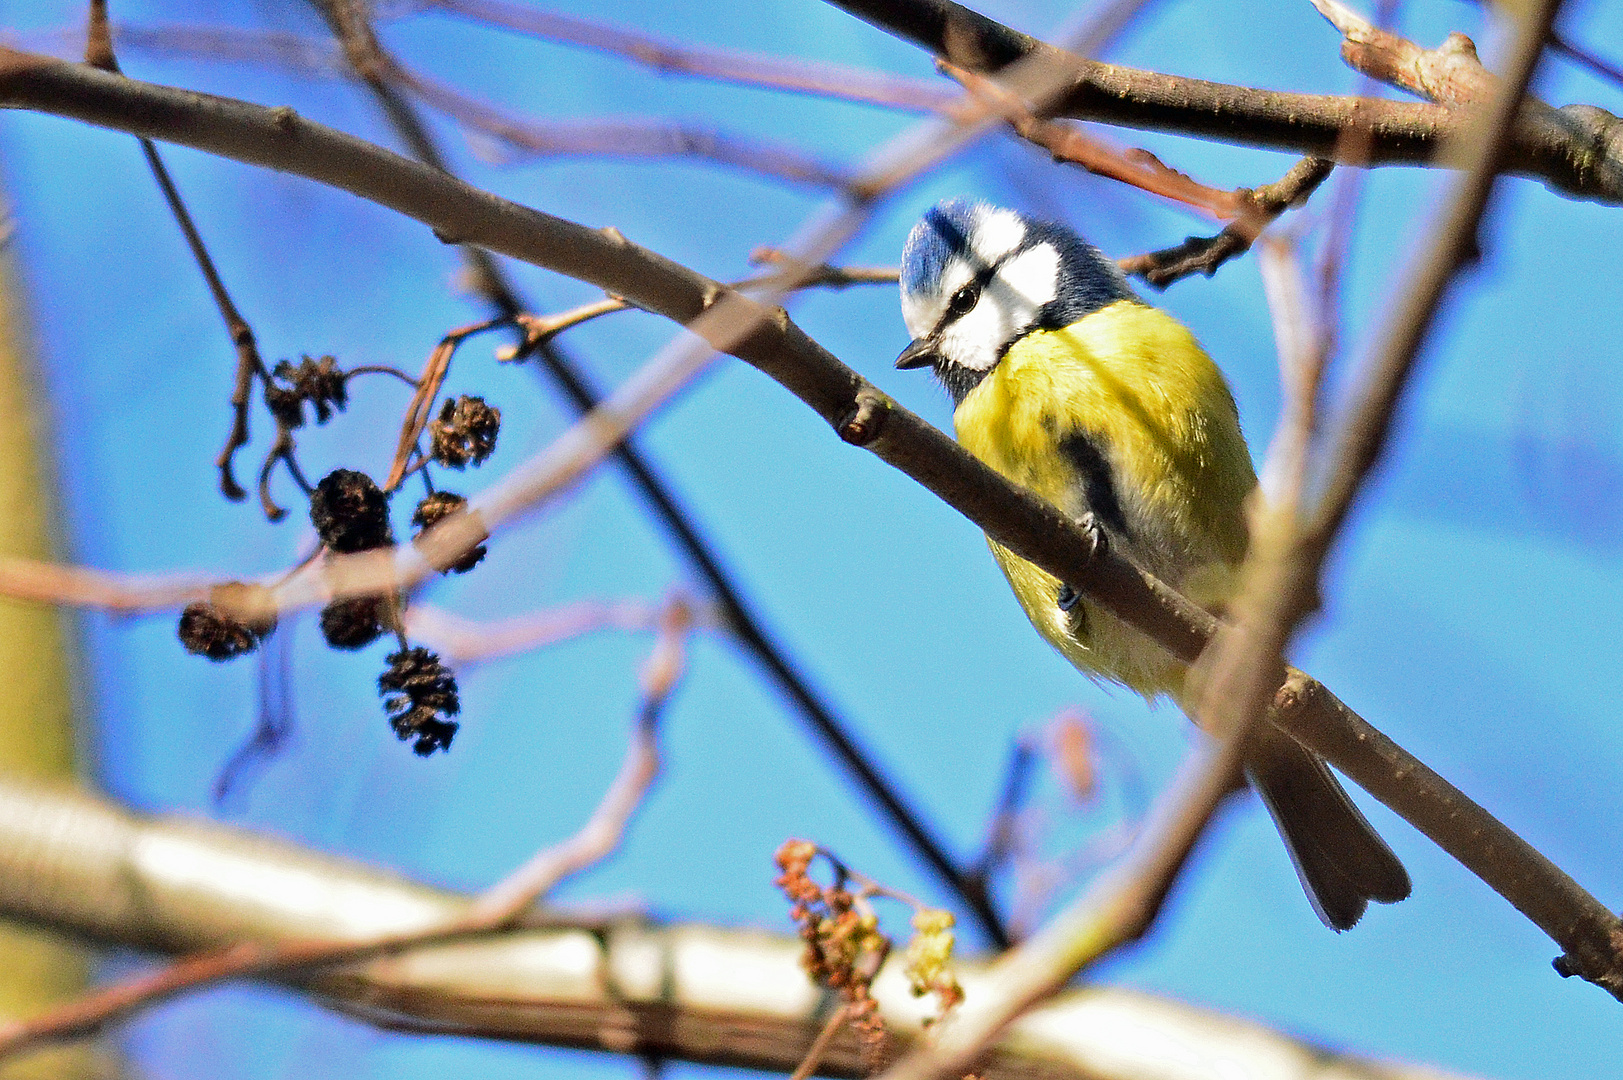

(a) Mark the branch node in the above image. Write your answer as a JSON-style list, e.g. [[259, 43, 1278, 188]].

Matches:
[[269, 105, 299, 134], [837, 389, 891, 446], [1439, 32, 1478, 61]]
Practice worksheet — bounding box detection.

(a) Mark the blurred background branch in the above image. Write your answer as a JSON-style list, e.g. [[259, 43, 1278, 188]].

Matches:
[[0, 776, 1475, 1080]]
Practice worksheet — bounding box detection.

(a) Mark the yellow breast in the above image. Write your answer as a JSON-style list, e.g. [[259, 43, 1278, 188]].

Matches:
[[951, 300, 1256, 697]]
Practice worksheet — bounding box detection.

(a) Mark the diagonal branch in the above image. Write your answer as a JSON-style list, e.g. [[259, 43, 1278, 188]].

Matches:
[[2, 48, 1621, 996], [310, 0, 1010, 947]]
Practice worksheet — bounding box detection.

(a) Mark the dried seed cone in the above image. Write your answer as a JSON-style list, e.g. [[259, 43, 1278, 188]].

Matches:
[[411, 490, 487, 574], [266, 355, 348, 428], [378, 646, 461, 755], [178, 601, 274, 661], [319, 596, 389, 650], [428, 395, 500, 469], [310, 469, 393, 553]]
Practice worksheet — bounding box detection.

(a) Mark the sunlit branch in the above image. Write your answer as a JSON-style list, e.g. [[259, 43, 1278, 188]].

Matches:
[[0, 631, 679, 1057], [81, 2, 279, 510], [1117, 157, 1335, 287], [821, 0, 1623, 202], [0, 778, 1472, 1079], [2, 44, 1621, 995]]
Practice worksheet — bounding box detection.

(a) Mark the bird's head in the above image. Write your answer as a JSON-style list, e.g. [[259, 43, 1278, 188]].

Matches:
[[897, 200, 1134, 402]]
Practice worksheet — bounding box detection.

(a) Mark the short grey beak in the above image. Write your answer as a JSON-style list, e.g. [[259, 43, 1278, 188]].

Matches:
[[895, 338, 937, 370]]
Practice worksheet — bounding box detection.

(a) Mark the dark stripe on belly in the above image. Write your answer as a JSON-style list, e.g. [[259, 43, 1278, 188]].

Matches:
[[1059, 431, 1131, 540]]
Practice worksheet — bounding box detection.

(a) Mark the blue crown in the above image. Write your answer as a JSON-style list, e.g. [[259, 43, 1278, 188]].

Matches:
[[901, 200, 1134, 326], [900, 199, 981, 299]]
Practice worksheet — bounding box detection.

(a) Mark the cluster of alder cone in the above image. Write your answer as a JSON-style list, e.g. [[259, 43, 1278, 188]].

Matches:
[[176, 354, 502, 756]]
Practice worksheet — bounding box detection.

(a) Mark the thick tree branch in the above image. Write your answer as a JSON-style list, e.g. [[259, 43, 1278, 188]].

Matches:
[[0, 778, 1479, 1080], [820, 0, 1623, 203], [0, 50, 1619, 995], [308, 0, 1010, 947]]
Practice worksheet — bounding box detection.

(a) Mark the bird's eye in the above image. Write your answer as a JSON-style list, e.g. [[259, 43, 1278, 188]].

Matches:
[[947, 281, 981, 318]]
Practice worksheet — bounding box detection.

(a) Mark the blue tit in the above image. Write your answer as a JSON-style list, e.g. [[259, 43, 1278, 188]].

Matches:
[[896, 199, 1408, 930]]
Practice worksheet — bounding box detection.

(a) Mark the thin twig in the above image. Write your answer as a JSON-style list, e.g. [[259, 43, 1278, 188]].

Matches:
[[82, 1, 276, 507], [942, 61, 1246, 218], [382, 315, 509, 492], [469, 594, 689, 925], [343, 363, 420, 387], [401, 63, 856, 189], [1549, 28, 1623, 89], [504, 260, 898, 357], [789, 1004, 853, 1080], [403, 596, 719, 667], [418, 0, 957, 113], [1117, 157, 1335, 287]]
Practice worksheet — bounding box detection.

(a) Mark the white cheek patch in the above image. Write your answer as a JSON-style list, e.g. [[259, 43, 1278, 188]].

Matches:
[[934, 243, 1058, 375], [938, 297, 1005, 371], [969, 209, 1027, 267], [932, 243, 1061, 373], [996, 244, 1060, 313]]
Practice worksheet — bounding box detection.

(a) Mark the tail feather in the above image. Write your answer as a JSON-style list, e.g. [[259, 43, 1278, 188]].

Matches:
[[1244, 724, 1410, 931]]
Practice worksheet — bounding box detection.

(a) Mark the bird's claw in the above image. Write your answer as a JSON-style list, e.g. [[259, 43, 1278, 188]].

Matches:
[[1077, 510, 1108, 558]]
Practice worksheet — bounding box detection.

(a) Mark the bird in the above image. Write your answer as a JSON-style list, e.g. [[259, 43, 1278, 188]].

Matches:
[[895, 199, 1409, 930]]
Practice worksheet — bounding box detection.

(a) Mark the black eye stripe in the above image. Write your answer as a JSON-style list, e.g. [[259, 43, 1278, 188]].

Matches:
[[928, 249, 1017, 340]]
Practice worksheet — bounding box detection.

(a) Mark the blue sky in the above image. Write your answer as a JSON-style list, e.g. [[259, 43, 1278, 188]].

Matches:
[[4, 0, 1623, 1075]]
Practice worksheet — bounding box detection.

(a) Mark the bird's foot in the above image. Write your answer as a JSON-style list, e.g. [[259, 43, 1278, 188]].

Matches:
[[1076, 510, 1108, 558]]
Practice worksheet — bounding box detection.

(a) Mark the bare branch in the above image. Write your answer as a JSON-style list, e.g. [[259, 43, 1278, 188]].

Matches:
[[395, 62, 856, 189], [822, 0, 1623, 202], [468, 594, 689, 925], [81, 2, 275, 508], [0, 614, 681, 1057], [1, 46, 1620, 993], [1118, 157, 1335, 287], [0, 778, 1482, 1080], [402, 596, 719, 667], [419, 0, 957, 113]]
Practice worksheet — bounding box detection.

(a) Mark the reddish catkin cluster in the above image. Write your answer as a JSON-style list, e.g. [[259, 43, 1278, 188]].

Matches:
[[774, 840, 891, 1068]]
